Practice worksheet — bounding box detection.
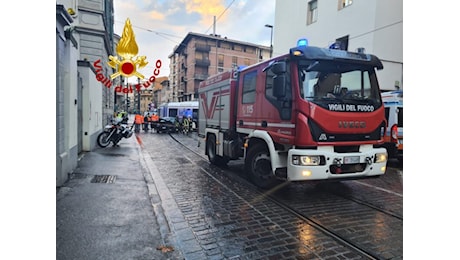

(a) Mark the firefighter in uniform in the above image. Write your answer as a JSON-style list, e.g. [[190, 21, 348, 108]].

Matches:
[[182, 116, 190, 135], [150, 113, 159, 129], [134, 113, 144, 133]]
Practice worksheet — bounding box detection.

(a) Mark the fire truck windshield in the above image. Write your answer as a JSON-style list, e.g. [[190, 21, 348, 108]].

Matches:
[[298, 63, 382, 109]]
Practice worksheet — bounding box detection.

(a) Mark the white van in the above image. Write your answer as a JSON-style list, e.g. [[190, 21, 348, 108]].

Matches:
[[381, 91, 403, 162]]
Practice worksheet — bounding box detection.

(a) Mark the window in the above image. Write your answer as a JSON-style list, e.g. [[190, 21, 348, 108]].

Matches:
[[397, 108, 403, 127], [298, 64, 382, 109], [242, 71, 257, 104], [265, 63, 292, 120], [307, 0, 318, 25], [244, 47, 255, 54], [232, 56, 237, 68], [338, 0, 352, 10], [218, 54, 224, 72], [220, 42, 230, 50]]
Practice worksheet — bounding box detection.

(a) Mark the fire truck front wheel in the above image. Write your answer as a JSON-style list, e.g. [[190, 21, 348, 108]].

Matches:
[[206, 134, 228, 166], [245, 143, 279, 189]]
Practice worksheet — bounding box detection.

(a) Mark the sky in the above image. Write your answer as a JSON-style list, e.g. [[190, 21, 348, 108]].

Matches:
[[112, 0, 276, 83]]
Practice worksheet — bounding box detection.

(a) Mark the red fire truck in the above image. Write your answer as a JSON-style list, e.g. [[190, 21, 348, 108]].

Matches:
[[198, 39, 388, 188]]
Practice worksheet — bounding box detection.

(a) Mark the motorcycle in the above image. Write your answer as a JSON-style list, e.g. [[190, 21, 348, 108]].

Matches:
[[97, 119, 134, 148]]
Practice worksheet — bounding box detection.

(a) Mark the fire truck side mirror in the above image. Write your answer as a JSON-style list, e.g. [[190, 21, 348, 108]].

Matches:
[[272, 61, 286, 75], [272, 61, 287, 98], [273, 75, 286, 98]]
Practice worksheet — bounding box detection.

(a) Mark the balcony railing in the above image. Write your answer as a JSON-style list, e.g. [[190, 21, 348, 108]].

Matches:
[[194, 74, 208, 80], [195, 44, 211, 52], [195, 59, 210, 67]]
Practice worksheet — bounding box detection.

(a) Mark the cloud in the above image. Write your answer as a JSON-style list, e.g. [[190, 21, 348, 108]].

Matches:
[[113, 0, 276, 83], [165, 10, 202, 27], [182, 0, 227, 26], [148, 10, 166, 20], [197, 0, 275, 45]]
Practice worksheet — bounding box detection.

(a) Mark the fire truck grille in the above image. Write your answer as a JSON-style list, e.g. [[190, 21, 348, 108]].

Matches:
[[308, 120, 384, 143], [330, 163, 366, 174], [334, 145, 359, 153]]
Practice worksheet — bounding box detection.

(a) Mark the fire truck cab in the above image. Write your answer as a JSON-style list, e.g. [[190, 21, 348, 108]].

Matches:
[[199, 39, 388, 188]]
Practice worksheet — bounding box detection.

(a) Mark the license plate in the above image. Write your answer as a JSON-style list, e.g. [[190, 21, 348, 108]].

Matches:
[[344, 156, 360, 164]]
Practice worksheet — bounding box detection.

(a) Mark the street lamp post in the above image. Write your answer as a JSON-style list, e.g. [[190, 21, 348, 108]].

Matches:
[[137, 77, 141, 113], [265, 24, 273, 58], [124, 77, 129, 112]]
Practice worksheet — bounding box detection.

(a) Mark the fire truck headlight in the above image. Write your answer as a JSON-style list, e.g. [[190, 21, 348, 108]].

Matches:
[[292, 155, 320, 166], [374, 152, 388, 163]]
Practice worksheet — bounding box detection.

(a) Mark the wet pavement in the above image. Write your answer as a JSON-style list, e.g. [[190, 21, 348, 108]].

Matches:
[[143, 131, 403, 259], [57, 128, 403, 259], [56, 133, 183, 260]]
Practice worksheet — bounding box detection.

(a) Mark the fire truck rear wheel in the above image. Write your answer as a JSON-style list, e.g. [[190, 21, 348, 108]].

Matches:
[[245, 143, 278, 189], [206, 134, 228, 166]]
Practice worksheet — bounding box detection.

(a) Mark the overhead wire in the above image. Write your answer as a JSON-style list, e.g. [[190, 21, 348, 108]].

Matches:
[[113, 0, 238, 72], [115, 0, 237, 44], [204, 0, 236, 34], [114, 19, 184, 45]]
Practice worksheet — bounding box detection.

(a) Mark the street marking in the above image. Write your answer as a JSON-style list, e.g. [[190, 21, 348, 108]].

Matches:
[[353, 180, 403, 197]]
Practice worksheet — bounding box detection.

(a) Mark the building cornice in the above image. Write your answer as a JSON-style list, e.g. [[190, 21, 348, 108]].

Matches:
[[56, 4, 73, 27], [174, 32, 270, 54], [77, 60, 97, 74]]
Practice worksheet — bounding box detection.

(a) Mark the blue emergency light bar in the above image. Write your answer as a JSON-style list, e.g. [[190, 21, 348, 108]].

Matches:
[[289, 38, 383, 69], [297, 38, 308, 47]]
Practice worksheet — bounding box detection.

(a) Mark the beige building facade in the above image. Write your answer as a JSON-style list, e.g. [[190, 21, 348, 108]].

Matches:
[[274, 0, 403, 90], [56, 0, 115, 186]]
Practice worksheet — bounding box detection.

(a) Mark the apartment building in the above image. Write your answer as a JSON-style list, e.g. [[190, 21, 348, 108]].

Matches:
[[152, 77, 170, 106], [169, 32, 271, 101], [274, 0, 403, 90]]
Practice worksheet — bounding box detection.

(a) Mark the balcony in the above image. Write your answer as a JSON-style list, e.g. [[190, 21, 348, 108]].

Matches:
[[195, 44, 211, 52], [194, 74, 208, 80], [195, 59, 210, 67]]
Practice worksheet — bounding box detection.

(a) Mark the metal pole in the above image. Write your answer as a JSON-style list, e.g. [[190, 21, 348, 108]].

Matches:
[[265, 24, 273, 58], [125, 77, 128, 112], [270, 28, 273, 58], [137, 77, 141, 113], [216, 36, 218, 76]]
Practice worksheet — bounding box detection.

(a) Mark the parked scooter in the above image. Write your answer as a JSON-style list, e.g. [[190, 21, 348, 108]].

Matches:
[[97, 119, 134, 148]]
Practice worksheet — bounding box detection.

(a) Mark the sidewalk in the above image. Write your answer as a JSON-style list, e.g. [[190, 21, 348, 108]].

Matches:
[[56, 132, 184, 260]]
